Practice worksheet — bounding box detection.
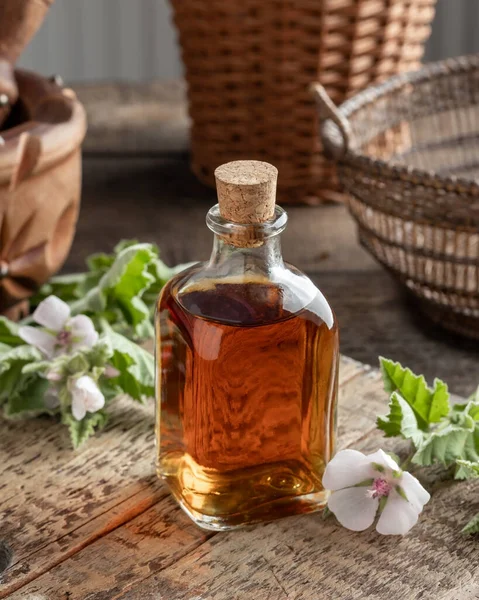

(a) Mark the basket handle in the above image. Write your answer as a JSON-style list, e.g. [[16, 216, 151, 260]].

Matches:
[[310, 82, 351, 159]]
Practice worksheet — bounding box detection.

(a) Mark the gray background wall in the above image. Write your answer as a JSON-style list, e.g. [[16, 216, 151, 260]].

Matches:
[[17, 0, 479, 83]]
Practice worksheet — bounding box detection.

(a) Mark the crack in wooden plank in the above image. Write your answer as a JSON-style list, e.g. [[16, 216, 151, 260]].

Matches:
[[0, 488, 168, 598], [109, 533, 216, 600], [5, 359, 378, 597], [266, 563, 291, 600]]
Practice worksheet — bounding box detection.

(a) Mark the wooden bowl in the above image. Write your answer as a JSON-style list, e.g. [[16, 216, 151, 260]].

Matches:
[[0, 69, 86, 317]]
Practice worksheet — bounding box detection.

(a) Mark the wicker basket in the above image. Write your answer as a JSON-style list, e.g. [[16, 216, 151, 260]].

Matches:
[[170, 0, 436, 204], [314, 55, 479, 339]]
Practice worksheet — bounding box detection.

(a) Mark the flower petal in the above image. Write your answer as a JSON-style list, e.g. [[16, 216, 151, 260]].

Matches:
[[328, 487, 379, 531], [323, 449, 375, 490], [376, 488, 419, 535], [400, 472, 431, 512], [69, 315, 99, 349], [18, 326, 56, 358], [73, 376, 105, 413], [71, 394, 86, 421], [366, 448, 400, 472], [32, 296, 71, 330]]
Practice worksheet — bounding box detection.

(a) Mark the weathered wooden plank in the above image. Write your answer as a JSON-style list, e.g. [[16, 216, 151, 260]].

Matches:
[[115, 435, 479, 600], [6, 359, 388, 599], [121, 478, 478, 600], [0, 357, 367, 596], [0, 398, 162, 596], [8, 498, 212, 600]]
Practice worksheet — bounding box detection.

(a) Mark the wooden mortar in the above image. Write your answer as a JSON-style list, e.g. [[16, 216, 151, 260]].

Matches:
[[0, 69, 86, 315], [0, 0, 56, 126]]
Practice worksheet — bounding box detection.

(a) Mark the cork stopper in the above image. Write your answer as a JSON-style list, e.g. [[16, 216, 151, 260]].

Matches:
[[215, 160, 278, 224]]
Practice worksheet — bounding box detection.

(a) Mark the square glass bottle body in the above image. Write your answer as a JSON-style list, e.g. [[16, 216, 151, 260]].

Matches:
[[155, 207, 339, 530]]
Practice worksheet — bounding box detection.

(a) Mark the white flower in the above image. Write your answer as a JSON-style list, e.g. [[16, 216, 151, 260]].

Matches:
[[19, 296, 98, 358], [323, 448, 430, 535], [71, 375, 105, 421]]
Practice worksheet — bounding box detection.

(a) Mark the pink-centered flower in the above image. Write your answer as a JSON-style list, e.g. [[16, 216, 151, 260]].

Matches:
[[19, 296, 98, 359], [323, 449, 430, 535], [71, 375, 105, 421]]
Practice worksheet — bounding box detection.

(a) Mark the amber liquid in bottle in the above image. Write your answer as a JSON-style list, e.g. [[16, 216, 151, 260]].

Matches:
[[156, 275, 339, 530]]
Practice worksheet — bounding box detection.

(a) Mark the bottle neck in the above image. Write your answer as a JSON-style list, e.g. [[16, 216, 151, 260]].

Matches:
[[208, 232, 284, 272], [206, 204, 287, 275]]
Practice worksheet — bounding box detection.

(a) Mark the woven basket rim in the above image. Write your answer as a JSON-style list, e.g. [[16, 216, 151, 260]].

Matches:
[[322, 53, 479, 199]]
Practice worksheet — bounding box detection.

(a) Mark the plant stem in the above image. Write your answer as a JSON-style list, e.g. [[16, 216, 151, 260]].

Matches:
[[400, 447, 415, 471]]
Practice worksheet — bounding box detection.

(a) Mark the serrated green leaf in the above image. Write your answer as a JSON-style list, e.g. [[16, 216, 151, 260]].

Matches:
[[462, 513, 479, 535], [144, 260, 196, 299], [133, 318, 155, 341], [5, 377, 49, 416], [63, 411, 108, 449], [379, 357, 450, 429], [98, 377, 121, 402], [0, 342, 13, 354], [466, 401, 479, 421], [32, 273, 87, 305], [104, 328, 154, 400], [412, 422, 479, 467], [377, 391, 425, 447], [455, 459, 479, 480], [0, 345, 43, 404], [0, 317, 24, 346], [86, 252, 115, 272], [71, 244, 156, 328]]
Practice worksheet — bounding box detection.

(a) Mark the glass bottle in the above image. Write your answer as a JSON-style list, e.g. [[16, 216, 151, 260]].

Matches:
[[155, 160, 339, 530]]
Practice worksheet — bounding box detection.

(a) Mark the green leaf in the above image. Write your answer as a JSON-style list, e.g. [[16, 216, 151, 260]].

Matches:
[[5, 377, 49, 416], [379, 357, 450, 429], [412, 422, 479, 467], [114, 239, 151, 254], [86, 252, 115, 272], [98, 377, 121, 402], [322, 506, 333, 520], [0, 317, 24, 346], [71, 244, 157, 328], [32, 273, 87, 305], [455, 459, 479, 480], [0, 345, 43, 404], [104, 328, 154, 400], [462, 513, 479, 535], [0, 342, 13, 354], [63, 411, 108, 449], [377, 391, 425, 448]]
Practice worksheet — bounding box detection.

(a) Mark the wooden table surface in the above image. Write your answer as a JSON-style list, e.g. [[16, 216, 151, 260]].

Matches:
[[0, 81, 478, 599], [2, 356, 478, 600]]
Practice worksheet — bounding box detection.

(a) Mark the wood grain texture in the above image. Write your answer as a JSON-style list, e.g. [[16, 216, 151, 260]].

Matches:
[[3, 357, 477, 600], [1, 357, 366, 599], [0, 397, 163, 596]]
